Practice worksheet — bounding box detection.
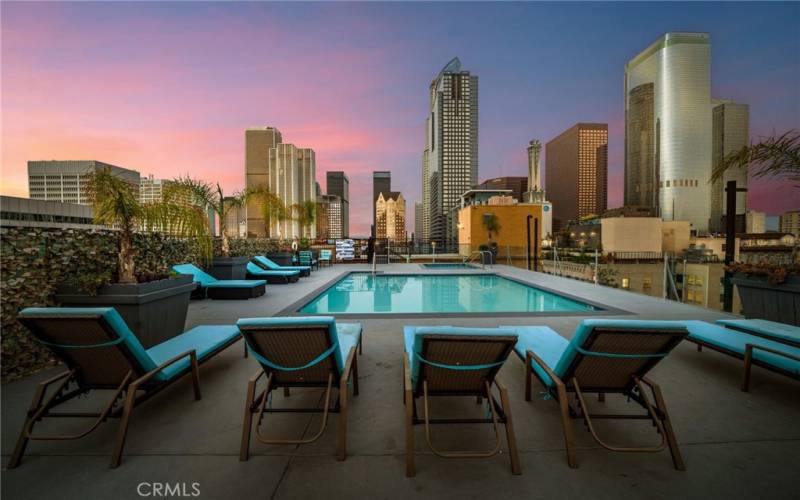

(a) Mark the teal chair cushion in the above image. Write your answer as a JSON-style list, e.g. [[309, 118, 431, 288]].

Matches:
[[403, 326, 517, 389], [508, 326, 569, 388], [145, 325, 241, 380], [236, 317, 361, 374], [253, 256, 311, 273], [715, 318, 800, 345], [206, 280, 266, 288], [246, 262, 299, 277], [172, 263, 217, 286], [320, 250, 332, 260], [685, 320, 800, 375]]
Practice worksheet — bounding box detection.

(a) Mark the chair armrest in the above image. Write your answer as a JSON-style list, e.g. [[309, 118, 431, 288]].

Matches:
[[403, 356, 413, 393], [526, 349, 566, 389], [747, 343, 800, 362], [342, 346, 357, 383], [131, 350, 197, 389]]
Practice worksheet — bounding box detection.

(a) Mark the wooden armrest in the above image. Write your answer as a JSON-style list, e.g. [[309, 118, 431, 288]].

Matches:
[[526, 349, 566, 389], [403, 356, 413, 393], [131, 350, 197, 389], [342, 346, 357, 383]]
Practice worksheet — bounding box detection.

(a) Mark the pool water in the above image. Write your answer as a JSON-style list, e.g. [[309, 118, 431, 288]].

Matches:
[[298, 273, 599, 315]]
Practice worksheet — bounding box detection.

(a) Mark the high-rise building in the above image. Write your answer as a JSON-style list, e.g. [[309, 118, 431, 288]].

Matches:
[[140, 174, 166, 204], [525, 140, 545, 202], [28, 160, 140, 205], [372, 171, 391, 236], [376, 191, 406, 241], [477, 177, 528, 202], [269, 144, 316, 239], [222, 196, 246, 238], [423, 57, 478, 245], [780, 210, 800, 237], [545, 123, 608, 230], [245, 127, 282, 236], [625, 32, 712, 231], [414, 201, 423, 241], [326, 171, 349, 237], [746, 211, 766, 234], [421, 149, 430, 242], [710, 100, 749, 233], [316, 194, 343, 240]]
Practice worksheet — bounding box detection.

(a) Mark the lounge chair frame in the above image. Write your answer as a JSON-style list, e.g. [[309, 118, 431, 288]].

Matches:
[[403, 334, 521, 477], [8, 314, 241, 469], [523, 327, 686, 470], [239, 325, 362, 461], [245, 270, 300, 284], [690, 337, 800, 392]]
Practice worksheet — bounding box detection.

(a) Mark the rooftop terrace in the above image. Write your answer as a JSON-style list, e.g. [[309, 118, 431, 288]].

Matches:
[[2, 264, 797, 499]]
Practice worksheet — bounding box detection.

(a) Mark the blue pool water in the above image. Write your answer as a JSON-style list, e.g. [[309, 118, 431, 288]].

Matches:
[[298, 273, 599, 314]]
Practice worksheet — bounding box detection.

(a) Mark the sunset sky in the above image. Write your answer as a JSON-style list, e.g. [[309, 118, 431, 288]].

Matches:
[[2, 2, 798, 235]]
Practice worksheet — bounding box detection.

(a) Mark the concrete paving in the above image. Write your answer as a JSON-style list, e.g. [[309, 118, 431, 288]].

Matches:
[[2, 264, 798, 499]]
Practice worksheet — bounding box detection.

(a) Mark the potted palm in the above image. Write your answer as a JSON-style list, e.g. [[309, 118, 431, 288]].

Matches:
[[55, 169, 210, 347], [480, 213, 501, 265]]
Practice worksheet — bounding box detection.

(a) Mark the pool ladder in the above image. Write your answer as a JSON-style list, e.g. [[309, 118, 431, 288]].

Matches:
[[463, 250, 492, 269]]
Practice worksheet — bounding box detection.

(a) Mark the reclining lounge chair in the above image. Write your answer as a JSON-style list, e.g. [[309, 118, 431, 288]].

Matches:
[[252, 255, 311, 277], [318, 249, 332, 267], [403, 326, 521, 477], [9, 307, 241, 469], [298, 250, 318, 271], [685, 320, 799, 392], [237, 317, 362, 461], [508, 319, 688, 470], [245, 262, 300, 284], [715, 318, 800, 348], [173, 264, 266, 300]]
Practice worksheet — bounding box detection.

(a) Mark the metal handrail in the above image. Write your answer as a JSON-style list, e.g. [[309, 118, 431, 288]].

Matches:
[[464, 250, 492, 269]]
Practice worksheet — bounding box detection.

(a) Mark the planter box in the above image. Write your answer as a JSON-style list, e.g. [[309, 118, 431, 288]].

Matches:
[[732, 274, 800, 326], [55, 275, 196, 348], [208, 256, 249, 280], [266, 252, 294, 266]]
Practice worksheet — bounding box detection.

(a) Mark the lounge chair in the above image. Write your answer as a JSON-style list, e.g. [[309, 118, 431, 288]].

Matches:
[[319, 249, 332, 267], [252, 255, 311, 277], [298, 250, 318, 270], [9, 307, 241, 469], [238, 316, 362, 461], [715, 318, 800, 348], [685, 320, 800, 392], [245, 262, 300, 284], [403, 326, 521, 477], [508, 319, 688, 470], [173, 263, 266, 300]]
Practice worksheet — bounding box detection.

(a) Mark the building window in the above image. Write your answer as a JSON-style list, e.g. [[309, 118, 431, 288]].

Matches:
[[621, 278, 630, 289]]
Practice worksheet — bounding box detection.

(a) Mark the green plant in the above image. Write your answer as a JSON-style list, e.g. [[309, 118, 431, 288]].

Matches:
[[726, 261, 799, 285], [87, 169, 209, 283], [482, 213, 501, 242], [292, 200, 317, 238], [711, 130, 800, 184], [597, 267, 619, 288], [248, 186, 290, 238]]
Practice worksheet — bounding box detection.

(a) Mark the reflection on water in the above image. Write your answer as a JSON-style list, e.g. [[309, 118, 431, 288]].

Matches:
[[300, 273, 596, 314]]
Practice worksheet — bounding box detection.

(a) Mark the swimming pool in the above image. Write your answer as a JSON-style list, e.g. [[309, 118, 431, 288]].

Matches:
[[297, 273, 600, 315], [420, 263, 479, 269]]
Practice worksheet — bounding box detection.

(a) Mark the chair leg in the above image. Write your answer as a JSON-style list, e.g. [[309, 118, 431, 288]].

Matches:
[[240, 373, 260, 461], [337, 380, 348, 461], [352, 354, 360, 396], [498, 383, 522, 475], [405, 389, 415, 477], [556, 384, 578, 468], [647, 380, 686, 471], [741, 345, 753, 392], [190, 352, 202, 400], [110, 387, 138, 468], [7, 373, 60, 469], [359, 335, 364, 355], [284, 387, 291, 398], [524, 352, 533, 402]]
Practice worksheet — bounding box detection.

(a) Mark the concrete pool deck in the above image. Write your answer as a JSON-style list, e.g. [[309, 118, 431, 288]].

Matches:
[[2, 264, 798, 499]]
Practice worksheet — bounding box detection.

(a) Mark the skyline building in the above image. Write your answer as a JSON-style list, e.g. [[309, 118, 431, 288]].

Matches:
[[245, 127, 283, 237], [545, 123, 608, 230], [625, 32, 713, 231], [710, 100, 749, 233], [140, 174, 166, 204], [372, 171, 391, 237], [316, 193, 343, 240], [375, 191, 406, 241], [326, 171, 349, 237], [268, 143, 316, 239], [524, 139, 545, 202], [423, 57, 478, 245], [27, 160, 140, 205], [414, 201, 423, 240], [476, 176, 528, 202]]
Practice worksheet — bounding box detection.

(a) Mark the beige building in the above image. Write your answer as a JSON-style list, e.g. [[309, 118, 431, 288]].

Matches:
[[780, 210, 800, 237], [376, 191, 406, 241], [28, 160, 140, 205], [746, 211, 766, 234], [269, 144, 316, 239], [545, 123, 608, 229], [140, 174, 166, 204], [316, 194, 342, 240], [245, 127, 282, 237], [600, 217, 691, 256], [710, 100, 749, 233], [222, 197, 246, 239]]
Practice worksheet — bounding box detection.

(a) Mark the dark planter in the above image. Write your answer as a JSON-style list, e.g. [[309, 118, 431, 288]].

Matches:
[[208, 256, 249, 280], [266, 252, 293, 266], [732, 274, 800, 326], [55, 275, 196, 348]]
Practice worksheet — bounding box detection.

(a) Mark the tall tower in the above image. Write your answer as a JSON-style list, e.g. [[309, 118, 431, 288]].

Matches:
[[326, 171, 349, 237], [524, 140, 544, 202], [245, 127, 283, 237], [372, 171, 391, 237], [625, 32, 712, 231], [423, 57, 478, 245], [710, 100, 749, 233]]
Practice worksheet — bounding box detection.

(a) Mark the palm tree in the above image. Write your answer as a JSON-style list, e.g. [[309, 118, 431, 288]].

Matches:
[[711, 130, 800, 184], [86, 169, 210, 283], [292, 200, 317, 238], [251, 187, 290, 238], [482, 213, 501, 242]]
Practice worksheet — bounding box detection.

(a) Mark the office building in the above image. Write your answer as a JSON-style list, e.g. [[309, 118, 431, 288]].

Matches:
[[140, 174, 167, 204], [326, 171, 349, 237], [0, 195, 102, 229], [746, 211, 766, 234], [525, 139, 545, 202], [375, 191, 406, 242], [27, 160, 140, 205], [710, 100, 749, 233], [625, 32, 712, 231], [477, 177, 528, 202], [423, 57, 478, 245], [780, 210, 800, 237], [268, 143, 316, 239], [372, 171, 391, 236], [245, 127, 283, 236], [222, 197, 246, 239], [545, 123, 608, 230], [414, 201, 423, 241], [316, 194, 343, 240]]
